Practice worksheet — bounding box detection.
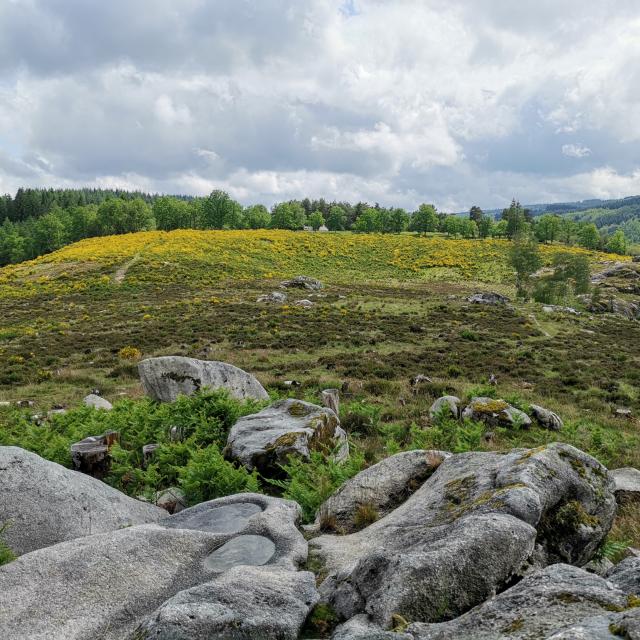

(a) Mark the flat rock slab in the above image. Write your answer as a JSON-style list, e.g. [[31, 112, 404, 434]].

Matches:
[[610, 467, 640, 504], [138, 356, 269, 402], [0, 446, 165, 555], [204, 534, 276, 572], [169, 502, 263, 534]]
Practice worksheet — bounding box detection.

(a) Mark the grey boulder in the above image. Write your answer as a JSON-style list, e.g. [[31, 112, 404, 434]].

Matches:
[[607, 557, 640, 595], [315, 450, 451, 533], [257, 291, 287, 303], [281, 275, 323, 291], [310, 443, 615, 628], [610, 467, 640, 504], [408, 564, 631, 639], [0, 446, 165, 555], [462, 397, 532, 429], [332, 614, 413, 639], [429, 396, 460, 419], [138, 356, 269, 402], [468, 292, 510, 305], [134, 565, 318, 640], [226, 399, 348, 474], [83, 394, 113, 410], [530, 403, 564, 431]]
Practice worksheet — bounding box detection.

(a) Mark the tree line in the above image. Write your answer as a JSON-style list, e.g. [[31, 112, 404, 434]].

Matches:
[[0, 189, 630, 266]]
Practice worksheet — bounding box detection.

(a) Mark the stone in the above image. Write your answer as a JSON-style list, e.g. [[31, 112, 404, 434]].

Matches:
[[408, 564, 630, 639], [610, 467, 640, 504], [616, 408, 633, 418], [226, 399, 348, 475], [134, 565, 319, 640], [467, 292, 510, 305], [429, 396, 460, 419], [47, 408, 67, 418], [138, 356, 269, 403], [315, 450, 451, 533], [155, 487, 187, 514], [142, 443, 160, 466], [542, 304, 580, 315], [0, 446, 165, 556], [281, 275, 323, 291], [83, 393, 113, 410], [530, 403, 564, 431], [204, 534, 276, 572], [462, 397, 532, 429], [257, 291, 288, 303], [332, 614, 413, 639], [310, 443, 615, 628], [607, 557, 640, 595], [294, 298, 314, 308], [322, 388, 340, 416]]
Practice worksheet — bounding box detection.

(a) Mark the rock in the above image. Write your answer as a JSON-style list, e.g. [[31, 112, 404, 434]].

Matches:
[[579, 293, 640, 320], [47, 408, 67, 418], [0, 493, 307, 639], [315, 450, 451, 533], [616, 407, 633, 418], [607, 557, 640, 595], [155, 487, 187, 514], [294, 298, 314, 308], [0, 446, 166, 555], [584, 556, 615, 576], [226, 399, 348, 475], [467, 292, 510, 305], [542, 304, 580, 315], [257, 291, 288, 303], [408, 564, 630, 639], [281, 275, 323, 291], [138, 356, 269, 403], [530, 404, 564, 431], [332, 614, 413, 639], [547, 609, 640, 640], [134, 565, 318, 640], [310, 443, 615, 628], [429, 396, 460, 419], [83, 394, 113, 410], [142, 443, 160, 466], [611, 467, 640, 504], [322, 388, 340, 416], [462, 397, 532, 429]]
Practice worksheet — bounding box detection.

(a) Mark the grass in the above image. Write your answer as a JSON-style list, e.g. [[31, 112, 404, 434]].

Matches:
[[0, 229, 639, 539]]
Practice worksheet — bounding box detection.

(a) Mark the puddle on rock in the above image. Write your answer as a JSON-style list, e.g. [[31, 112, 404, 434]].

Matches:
[[204, 535, 276, 572]]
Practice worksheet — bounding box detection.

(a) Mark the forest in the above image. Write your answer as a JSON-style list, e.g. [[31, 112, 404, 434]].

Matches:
[[0, 187, 631, 266]]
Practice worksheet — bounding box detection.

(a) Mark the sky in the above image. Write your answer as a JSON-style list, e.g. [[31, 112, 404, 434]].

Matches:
[[1, 0, 640, 211]]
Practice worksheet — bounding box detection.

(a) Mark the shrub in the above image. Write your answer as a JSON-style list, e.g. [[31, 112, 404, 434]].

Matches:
[[341, 401, 381, 436], [118, 346, 142, 361], [178, 446, 260, 505], [353, 503, 379, 529], [407, 417, 485, 454], [270, 447, 366, 522]]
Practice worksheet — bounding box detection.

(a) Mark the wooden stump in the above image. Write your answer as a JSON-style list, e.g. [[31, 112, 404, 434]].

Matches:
[[322, 389, 340, 416], [70, 431, 120, 478]]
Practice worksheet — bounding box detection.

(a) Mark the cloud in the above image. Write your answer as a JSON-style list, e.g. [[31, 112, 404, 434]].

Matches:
[[0, 0, 639, 210], [561, 144, 592, 158]]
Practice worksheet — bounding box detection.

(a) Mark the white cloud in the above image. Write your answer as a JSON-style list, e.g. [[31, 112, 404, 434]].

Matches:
[[561, 144, 592, 158], [0, 0, 640, 209]]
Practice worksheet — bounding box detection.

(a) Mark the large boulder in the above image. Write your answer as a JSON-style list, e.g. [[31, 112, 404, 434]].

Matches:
[[138, 357, 269, 402], [530, 404, 564, 431], [226, 399, 348, 475], [607, 557, 640, 595], [408, 564, 632, 639], [0, 494, 308, 640], [83, 394, 113, 410], [462, 397, 532, 429], [315, 450, 451, 534], [429, 396, 460, 420], [468, 292, 510, 305], [310, 443, 615, 629], [134, 565, 318, 640], [0, 446, 165, 555], [281, 275, 323, 291], [610, 467, 640, 505]]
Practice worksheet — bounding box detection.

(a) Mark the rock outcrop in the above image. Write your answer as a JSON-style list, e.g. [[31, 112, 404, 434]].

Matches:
[[281, 275, 323, 291], [315, 450, 451, 533], [530, 403, 564, 431], [257, 291, 288, 303], [226, 399, 348, 474], [429, 396, 460, 419], [468, 292, 510, 305], [138, 356, 269, 402], [0, 446, 165, 555], [408, 564, 632, 639], [83, 394, 113, 410], [611, 467, 640, 504], [462, 397, 532, 429], [310, 443, 615, 629]]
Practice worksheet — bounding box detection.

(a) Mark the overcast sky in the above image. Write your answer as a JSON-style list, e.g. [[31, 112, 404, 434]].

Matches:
[[1, 0, 640, 210]]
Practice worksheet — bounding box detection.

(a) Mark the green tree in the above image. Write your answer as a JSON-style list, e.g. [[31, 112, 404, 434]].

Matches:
[[307, 211, 325, 230], [354, 207, 382, 232], [509, 232, 542, 299], [270, 202, 306, 230], [0, 219, 26, 265], [460, 219, 479, 238], [443, 215, 462, 237], [325, 205, 347, 231], [201, 191, 244, 229], [606, 229, 628, 255], [535, 214, 561, 244], [478, 216, 494, 238], [578, 223, 600, 250], [502, 199, 529, 238], [410, 204, 438, 234], [244, 204, 271, 229], [469, 205, 484, 224], [153, 197, 192, 231], [32, 211, 68, 255], [386, 208, 409, 233]]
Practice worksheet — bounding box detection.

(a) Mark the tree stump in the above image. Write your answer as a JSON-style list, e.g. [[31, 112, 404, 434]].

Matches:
[[70, 431, 119, 478], [322, 389, 340, 416]]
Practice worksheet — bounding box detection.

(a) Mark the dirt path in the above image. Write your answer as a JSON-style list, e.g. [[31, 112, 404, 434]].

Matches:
[[113, 254, 141, 284], [529, 313, 551, 338]]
